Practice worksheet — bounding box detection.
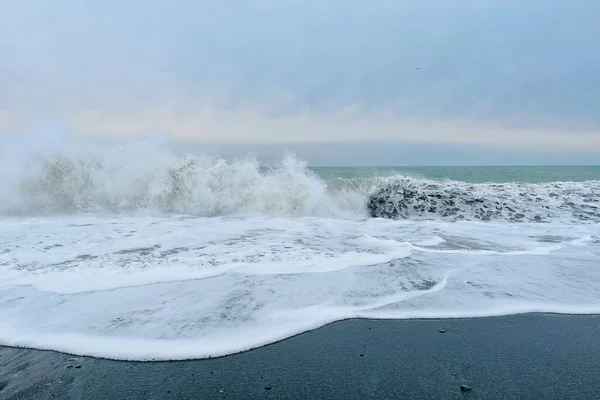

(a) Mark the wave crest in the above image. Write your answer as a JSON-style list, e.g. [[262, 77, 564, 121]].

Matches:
[[367, 177, 600, 223], [3, 149, 342, 217]]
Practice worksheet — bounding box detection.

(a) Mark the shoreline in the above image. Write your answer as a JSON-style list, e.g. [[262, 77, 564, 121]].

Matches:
[[2, 313, 600, 399], [3, 311, 600, 363]]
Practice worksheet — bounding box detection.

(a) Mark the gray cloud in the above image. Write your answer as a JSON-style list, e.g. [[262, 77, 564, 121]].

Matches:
[[1, 0, 599, 160]]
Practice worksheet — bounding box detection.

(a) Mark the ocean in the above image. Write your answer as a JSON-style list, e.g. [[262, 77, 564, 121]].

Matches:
[[1, 135, 599, 361]]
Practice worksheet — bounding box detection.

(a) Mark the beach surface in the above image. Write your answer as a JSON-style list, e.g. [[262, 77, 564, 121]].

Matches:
[[2, 313, 599, 400]]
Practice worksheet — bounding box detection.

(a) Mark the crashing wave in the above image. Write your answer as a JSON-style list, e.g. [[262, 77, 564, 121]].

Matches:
[[366, 177, 600, 223]]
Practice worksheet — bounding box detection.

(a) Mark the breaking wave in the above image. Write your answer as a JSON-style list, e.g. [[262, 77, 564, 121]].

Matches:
[[0, 132, 354, 217], [1, 133, 599, 222], [366, 177, 600, 223]]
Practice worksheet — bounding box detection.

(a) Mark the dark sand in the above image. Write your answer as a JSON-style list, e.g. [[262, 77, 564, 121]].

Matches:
[[1, 313, 599, 399]]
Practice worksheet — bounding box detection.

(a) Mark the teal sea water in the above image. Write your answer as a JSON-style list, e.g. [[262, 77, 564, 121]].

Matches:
[[312, 165, 600, 183]]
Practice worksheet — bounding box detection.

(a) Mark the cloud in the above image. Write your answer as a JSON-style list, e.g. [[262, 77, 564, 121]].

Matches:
[[1, 0, 599, 155], [4, 106, 598, 155]]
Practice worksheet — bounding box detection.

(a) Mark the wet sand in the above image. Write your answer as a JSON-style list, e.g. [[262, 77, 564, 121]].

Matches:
[[1, 313, 599, 399]]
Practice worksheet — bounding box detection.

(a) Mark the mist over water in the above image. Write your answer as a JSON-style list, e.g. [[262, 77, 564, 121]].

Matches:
[[1, 132, 599, 361], [0, 131, 365, 218]]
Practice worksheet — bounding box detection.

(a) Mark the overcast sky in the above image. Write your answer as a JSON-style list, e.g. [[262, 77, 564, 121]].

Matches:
[[1, 0, 599, 164]]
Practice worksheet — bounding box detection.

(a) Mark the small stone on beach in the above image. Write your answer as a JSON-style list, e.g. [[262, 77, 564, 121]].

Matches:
[[460, 385, 472, 392]]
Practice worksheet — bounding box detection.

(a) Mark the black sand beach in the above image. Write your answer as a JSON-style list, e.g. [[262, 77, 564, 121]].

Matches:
[[1, 313, 599, 400]]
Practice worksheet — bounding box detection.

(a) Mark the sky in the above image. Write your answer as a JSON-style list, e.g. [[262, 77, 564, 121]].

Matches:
[[1, 0, 599, 165]]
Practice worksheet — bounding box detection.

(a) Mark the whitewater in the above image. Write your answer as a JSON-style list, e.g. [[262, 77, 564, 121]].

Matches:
[[1, 133, 599, 361]]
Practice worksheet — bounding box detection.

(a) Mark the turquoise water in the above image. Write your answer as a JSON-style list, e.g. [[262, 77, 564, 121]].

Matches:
[[311, 165, 600, 183]]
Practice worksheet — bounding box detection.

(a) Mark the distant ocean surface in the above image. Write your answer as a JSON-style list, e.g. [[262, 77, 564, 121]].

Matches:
[[1, 135, 599, 361], [312, 165, 600, 183]]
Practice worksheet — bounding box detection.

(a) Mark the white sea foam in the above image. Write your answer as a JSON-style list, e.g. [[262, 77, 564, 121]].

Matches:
[[1, 215, 599, 360], [1, 133, 600, 360]]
